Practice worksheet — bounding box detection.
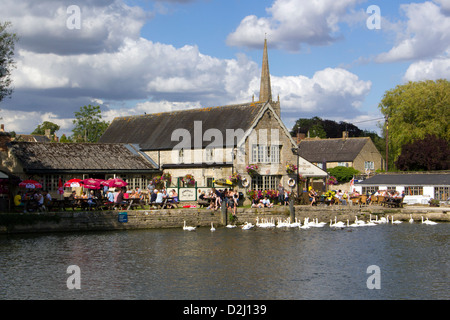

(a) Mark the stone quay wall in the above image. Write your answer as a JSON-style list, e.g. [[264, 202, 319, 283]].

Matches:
[[0, 205, 448, 235]]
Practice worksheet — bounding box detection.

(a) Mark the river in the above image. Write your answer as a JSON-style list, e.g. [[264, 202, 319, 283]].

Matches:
[[0, 221, 448, 300]]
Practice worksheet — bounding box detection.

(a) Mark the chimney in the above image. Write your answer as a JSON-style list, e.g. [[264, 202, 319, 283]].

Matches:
[[0, 124, 4, 132], [45, 129, 51, 139], [0, 131, 11, 152], [342, 131, 349, 139], [296, 132, 306, 144]]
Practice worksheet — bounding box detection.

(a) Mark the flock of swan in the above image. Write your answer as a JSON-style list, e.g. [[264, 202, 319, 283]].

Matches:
[[183, 214, 439, 231]]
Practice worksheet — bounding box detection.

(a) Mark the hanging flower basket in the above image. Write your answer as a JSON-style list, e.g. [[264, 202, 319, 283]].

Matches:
[[182, 174, 196, 186], [161, 172, 172, 184], [246, 165, 259, 177], [286, 163, 298, 175], [229, 172, 242, 185], [327, 176, 338, 185]]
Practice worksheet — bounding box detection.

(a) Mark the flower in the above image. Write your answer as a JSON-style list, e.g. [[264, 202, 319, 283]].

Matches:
[[229, 172, 242, 184], [327, 176, 338, 185], [246, 165, 259, 176], [161, 172, 172, 183], [286, 163, 298, 174], [182, 174, 196, 186]]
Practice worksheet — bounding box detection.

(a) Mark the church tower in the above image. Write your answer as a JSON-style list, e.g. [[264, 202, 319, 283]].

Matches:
[[259, 38, 280, 117]]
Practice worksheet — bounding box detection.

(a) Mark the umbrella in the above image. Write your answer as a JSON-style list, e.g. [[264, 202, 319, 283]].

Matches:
[[19, 179, 42, 189], [213, 178, 233, 186], [57, 177, 64, 196], [64, 178, 83, 188], [80, 178, 101, 190], [105, 178, 128, 188]]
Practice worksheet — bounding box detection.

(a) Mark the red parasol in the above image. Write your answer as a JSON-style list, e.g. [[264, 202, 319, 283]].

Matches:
[[104, 178, 128, 188], [64, 178, 83, 188], [19, 179, 42, 189], [58, 177, 64, 195], [80, 178, 101, 190]]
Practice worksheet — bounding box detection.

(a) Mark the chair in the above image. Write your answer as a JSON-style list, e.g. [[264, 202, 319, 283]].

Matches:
[[359, 195, 367, 206]]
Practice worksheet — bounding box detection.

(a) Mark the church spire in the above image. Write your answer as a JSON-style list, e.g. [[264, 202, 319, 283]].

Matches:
[[259, 38, 272, 102]]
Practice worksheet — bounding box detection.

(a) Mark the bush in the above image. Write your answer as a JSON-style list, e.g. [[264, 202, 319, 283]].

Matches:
[[327, 166, 359, 183]]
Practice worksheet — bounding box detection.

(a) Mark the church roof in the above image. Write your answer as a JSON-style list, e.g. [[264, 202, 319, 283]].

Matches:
[[298, 137, 371, 162], [99, 102, 266, 150]]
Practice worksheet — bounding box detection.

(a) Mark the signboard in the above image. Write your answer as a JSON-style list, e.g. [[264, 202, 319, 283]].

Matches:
[[178, 188, 196, 201], [118, 212, 128, 223], [298, 156, 327, 177]]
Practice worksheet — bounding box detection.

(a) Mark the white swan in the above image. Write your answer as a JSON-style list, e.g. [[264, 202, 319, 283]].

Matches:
[[226, 224, 236, 228], [242, 222, 254, 230], [183, 221, 196, 231], [391, 216, 402, 224], [409, 214, 414, 223], [365, 215, 377, 226], [210, 222, 216, 231], [299, 218, 310, 229], [422, 216, 438, 225]]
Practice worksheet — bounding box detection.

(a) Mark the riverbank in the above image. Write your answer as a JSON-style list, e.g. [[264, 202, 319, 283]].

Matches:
[[0, 204, 448, 234]]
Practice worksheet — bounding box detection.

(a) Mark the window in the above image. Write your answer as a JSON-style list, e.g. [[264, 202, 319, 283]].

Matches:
[[362, 186, 379, 194], [251, 145, 280, 163], [206, 178, 214, 188], [405, 186, 423, 196], [364, 161, 374, 170], [338, 162, 348, 167], [434, 187, 449, 201], [251, 175, 280, 191]]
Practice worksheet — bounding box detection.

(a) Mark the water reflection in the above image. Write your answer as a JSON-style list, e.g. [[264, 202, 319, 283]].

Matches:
[[0, 223, 448, 300]]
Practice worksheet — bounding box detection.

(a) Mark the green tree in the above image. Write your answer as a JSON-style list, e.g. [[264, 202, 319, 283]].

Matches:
[[71, 105, 109, 143], [0, 21, 18, 102], [31, 121, 60, 136], [59, 134, 72, 143], [379, 79, 450, 163], [327, 166, 360, 183]]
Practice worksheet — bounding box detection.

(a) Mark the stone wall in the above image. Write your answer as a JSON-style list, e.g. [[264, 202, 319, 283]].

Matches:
[[1, 205, 448, 234]]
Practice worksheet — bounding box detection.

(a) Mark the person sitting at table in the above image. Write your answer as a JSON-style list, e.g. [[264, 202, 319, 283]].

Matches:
[[150, 189, 157, 203], [155, 189, 164, 205], [34, 190, 45, 212], [106, 190, 115, 205], [115, 188, 126, 209], [87, 190, 96, 210], [251, 198, 260, 208], [167, 189, 178, 208]]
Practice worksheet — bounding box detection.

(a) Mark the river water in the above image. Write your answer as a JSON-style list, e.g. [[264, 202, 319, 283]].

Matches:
[[0, 221, 448, 300]]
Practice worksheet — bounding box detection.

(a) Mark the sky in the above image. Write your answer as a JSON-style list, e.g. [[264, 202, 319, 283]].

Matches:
[[1, 0, 449, 137]]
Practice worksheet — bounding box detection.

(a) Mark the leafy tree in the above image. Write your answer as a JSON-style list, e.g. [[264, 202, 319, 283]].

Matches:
[[31, 121, 60, 136], [71, 105, 109, 143], [0, 21, 18, 102], [395, 135, 450, 171], [327, 166, 360, 183], [379, 79, 450, 163], [59, 134, 72, 143]]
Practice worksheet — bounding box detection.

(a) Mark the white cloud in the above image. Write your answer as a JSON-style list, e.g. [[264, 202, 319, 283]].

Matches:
[[404, 55, 450, 81], [375, 1, 450, 63], [227, 0, 361, 51]]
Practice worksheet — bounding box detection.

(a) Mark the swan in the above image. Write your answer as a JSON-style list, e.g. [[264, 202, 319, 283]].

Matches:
[[312, 218, 326, 227], [422, 216, 438, 225], [183, 221, 196, 231], [242, 222, 254, 230], [299, 218, 310, 229], [289, 218, 301, 228], [365, 214, 377, 226], [391, 216, 402, 224], [409, 214, 414, 224], [226, 224, 236, 228], [210, 222, 216, 231]]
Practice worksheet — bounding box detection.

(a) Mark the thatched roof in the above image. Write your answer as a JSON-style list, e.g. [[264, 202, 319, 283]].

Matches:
[[298, 137, 371, 162], [99, 103, 266, 150], [9, 142, 159, 174]]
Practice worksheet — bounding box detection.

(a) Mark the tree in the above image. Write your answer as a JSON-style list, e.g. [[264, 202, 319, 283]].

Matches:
[[0, 21, 18, 102], [327, 166, 360, 183], [395, 135, 450, 171], [379, 79, 450, 163], [32, 121, 60, 136], [71, 105, 109, 143]]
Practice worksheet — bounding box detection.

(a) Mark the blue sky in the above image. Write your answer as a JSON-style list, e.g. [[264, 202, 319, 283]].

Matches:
[[1, 0, 449, 137]]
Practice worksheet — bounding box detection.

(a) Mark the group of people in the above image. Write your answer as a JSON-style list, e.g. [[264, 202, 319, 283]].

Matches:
[[148, 187, 179, 208], [198, 188, 240, 217], [14, 190, 52, 213]]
